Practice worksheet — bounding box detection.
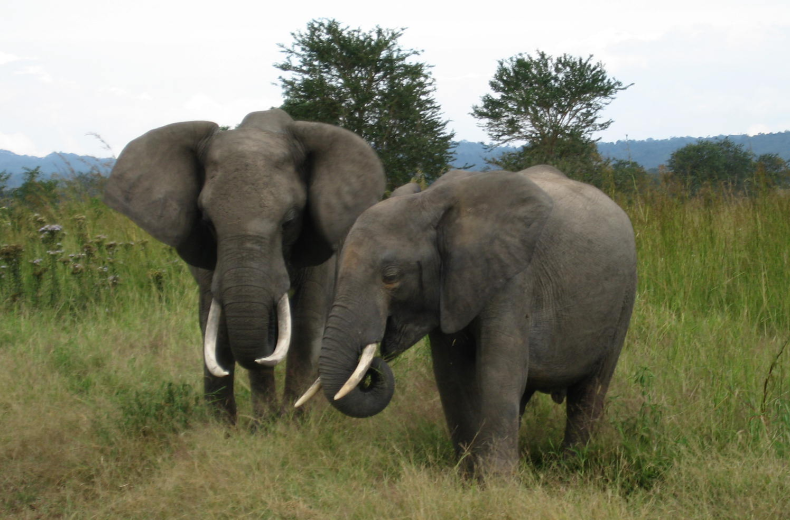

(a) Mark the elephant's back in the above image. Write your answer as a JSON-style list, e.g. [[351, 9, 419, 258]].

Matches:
[[524, 167, 636, 266]]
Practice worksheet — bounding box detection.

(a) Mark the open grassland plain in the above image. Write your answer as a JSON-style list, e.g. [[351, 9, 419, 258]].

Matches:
[[1, 189, 789, 519]]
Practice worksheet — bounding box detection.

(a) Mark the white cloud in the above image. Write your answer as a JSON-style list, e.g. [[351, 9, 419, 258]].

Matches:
[[0, 51, 26, 65], [184, 93, 222, 113], [181, 94, 283, 126], [14, 65, 53, 83], [748, 124, 772, 136], [0, 132, 39, 156], [108, 86, 130, 97]]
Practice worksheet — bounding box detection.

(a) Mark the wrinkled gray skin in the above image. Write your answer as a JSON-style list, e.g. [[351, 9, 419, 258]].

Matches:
[[319, 166, 636, 476], [104, 109, 385, 422]]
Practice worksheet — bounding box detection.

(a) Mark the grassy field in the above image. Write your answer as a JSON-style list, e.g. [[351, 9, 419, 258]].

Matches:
[[1, 187, 789, 519]]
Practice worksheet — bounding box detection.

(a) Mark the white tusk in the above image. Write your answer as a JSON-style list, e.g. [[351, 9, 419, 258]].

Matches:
[[204, 298, 230, 377], [255, 293, 292, 367], [334, 343, 377, 401], [294, 378, 322, 408]]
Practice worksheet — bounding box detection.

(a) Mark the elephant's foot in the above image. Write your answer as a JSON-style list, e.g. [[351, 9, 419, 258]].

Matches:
[[471, 449, 519, 481], [562, 374, 609, 448], [453, 437, 519, 480], [204, 393, 237, 425], [204, 371, 237, 425], [248, 367, 280, 429]]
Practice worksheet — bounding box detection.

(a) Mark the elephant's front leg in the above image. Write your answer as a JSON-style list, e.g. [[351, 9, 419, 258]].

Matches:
[[283, 256, 337, 406], [248, 366, 277, 421], [470, 288, 531, 477], [429, 330, 481, 475], [194, 267, 237, 423]]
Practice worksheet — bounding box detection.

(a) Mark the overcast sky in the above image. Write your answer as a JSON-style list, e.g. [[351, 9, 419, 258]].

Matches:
[[2, 0, 789, 158]]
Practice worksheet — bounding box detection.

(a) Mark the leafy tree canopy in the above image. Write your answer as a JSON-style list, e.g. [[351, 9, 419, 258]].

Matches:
[[276, 19, 455, 190], [667, 138, 757, 192], [471, 50, 631, 182], [754, 153, 790, 188], [12, 167, 60, 208]]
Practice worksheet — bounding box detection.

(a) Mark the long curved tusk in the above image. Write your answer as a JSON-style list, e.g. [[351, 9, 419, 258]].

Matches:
[[255, 293, 292, 367], [334, 343, 377, 401], [204, 298, 230, 377], [294, 378, 322, 408]]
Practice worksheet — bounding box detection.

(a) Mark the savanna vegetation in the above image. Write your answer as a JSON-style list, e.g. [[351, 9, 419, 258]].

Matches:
[[2, 18, 788, 518], [1, 167, 788, 518]]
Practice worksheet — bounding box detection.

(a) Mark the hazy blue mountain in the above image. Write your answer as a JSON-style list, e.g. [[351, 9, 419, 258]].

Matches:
[[0, 150, 114, 188], [449, 141, 519, 170], [1, 130, 788, 187]]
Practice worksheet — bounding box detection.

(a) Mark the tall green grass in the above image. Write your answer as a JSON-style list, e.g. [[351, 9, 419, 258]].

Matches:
[[1, 188, 789, 518]]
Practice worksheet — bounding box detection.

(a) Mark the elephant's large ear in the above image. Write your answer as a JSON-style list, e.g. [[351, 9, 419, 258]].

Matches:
[[103, 121, 219, 268], [290, 122, 385, 266], [435, 171, 553, 334]]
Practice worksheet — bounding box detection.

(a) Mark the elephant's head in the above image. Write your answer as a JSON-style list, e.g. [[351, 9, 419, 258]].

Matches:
[[104, 109, 385, 372], [317, 170, 553, 418]]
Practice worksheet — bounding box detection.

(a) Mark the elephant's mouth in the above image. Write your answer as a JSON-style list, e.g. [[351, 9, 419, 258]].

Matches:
[[379, 317, 401, 360], [203, 293, 292, 377], [380, 314, 435, 360]]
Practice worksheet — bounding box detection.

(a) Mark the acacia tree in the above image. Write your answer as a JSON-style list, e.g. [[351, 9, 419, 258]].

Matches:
[[276, 19, 455, 190], [472, 51, 631, 181]]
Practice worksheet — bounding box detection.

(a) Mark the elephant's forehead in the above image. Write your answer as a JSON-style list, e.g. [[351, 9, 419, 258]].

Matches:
[[205, 129, 296, 165], [356, 198, 424, 236], [346, 218, 417, 262]]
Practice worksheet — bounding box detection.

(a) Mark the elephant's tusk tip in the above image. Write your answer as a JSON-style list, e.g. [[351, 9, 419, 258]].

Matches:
[[254, 293, 292, 368], [209, 366, 231, 377], [254, 356, 281, 367], [334, 343, 377, 400], [294, 378, 322, 408]]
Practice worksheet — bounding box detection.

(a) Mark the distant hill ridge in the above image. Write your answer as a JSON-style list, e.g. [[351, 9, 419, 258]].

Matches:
[[597, 131, 790, 170], [1, 131, 788, 186], [0, 150, 113, 188], [455, 131, 790, 171]]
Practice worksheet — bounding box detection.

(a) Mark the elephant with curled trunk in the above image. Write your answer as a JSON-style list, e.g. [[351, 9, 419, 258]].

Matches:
[[104, 109, 385, 421], [305, 166, 637, 476]]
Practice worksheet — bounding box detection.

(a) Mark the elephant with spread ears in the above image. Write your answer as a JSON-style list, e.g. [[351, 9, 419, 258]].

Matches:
[[299, 166, 637, 477], [104, 108, 385, 422]]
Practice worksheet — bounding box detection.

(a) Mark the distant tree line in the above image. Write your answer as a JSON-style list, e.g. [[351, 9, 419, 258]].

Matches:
[[598, 132, 790, 170], [0, 166, 106, 209], [665, 139, 790, 194]]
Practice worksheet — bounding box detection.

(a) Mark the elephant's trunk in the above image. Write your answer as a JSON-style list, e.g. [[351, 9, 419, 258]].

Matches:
[[216, 235, 290, 371], [222, 266, 277, 370], [319, 306, 394, 418]]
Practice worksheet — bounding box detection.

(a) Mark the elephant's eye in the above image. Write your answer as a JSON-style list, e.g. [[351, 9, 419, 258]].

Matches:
[[281, 210, 299, 231], [382, 266, 401, 286], [201, 215, 216, 238]]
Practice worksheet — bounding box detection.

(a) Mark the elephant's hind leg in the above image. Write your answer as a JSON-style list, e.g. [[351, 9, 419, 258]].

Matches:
[[562, 282, 635, 449], [562, 374, 609, 449]]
